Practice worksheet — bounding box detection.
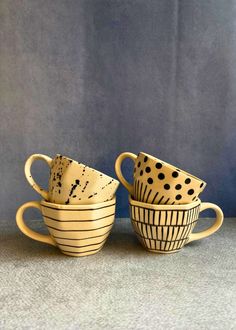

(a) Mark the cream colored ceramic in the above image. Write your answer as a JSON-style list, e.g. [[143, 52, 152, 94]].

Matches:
[[25, 154, 119, 205], [129, 196, 223, 254], [16, 198, 116, 257], [115, 152, 206, 205]]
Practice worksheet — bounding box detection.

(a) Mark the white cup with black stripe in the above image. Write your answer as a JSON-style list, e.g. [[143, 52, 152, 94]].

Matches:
[[16, 198, 116, 257], [115, 152, 206, 205], [129, 196, 223, 254]]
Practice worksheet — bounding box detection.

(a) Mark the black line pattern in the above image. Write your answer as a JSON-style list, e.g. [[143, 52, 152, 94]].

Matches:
[[145, 189, 152, 203], [46, 222, 114, 232], [43, 203, 116, 212], [157, 196, 164, 204], [61, 247, 102, 255], [134, 178, 195, 205], [137, 180, 140, 201], [142, 185, 147, 203], [57, 237, 107, 249], [43, 199, 115, 255], [42, 213, 115, 222], [139, 183, 143, 203], [131, 219, 198, 228], [134, 181, 137, 199], [130, 203, 200, 252], [52, 229, 111, 241], [151, 192, 159, 204], [129, 203, 200, 213]]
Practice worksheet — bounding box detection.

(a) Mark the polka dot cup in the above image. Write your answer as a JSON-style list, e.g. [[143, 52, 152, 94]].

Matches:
[[25, 154, 119, 205], [115, 152, 206, 205]]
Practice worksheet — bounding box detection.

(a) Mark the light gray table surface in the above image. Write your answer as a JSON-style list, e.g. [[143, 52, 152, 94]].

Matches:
[[1, 217, 236, 330]]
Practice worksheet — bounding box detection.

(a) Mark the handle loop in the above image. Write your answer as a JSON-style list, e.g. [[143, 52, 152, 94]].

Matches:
[[188, 202, 224, 242], [115, 152, 137, 194], [16, 201, 56, 246], [24, 154, 52, 200]]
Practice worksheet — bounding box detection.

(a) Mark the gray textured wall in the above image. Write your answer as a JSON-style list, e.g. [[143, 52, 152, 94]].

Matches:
[[1, 0, 236, 219]]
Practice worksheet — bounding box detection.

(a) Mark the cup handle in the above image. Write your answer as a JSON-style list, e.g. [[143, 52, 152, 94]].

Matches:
[[24, 154, 52, 200], [115, 152, 137, 194], [188, 202, 224, 243], [16, 201, 56, 246]]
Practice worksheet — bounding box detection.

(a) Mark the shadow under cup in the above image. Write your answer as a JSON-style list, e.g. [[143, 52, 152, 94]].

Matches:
[[16, 198, 116, 257]]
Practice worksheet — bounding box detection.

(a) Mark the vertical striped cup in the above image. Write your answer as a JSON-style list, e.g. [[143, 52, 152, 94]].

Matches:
[[16, 198, 116, 257], [129, 196, 223, 254]]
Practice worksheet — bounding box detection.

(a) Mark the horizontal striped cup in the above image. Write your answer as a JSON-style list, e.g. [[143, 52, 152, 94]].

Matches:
[[129, 196, 223, 254], [16, 198, 116, 257]]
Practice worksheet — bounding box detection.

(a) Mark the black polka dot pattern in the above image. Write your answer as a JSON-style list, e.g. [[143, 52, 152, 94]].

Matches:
[[158, 173, 165, 180], [132, 154, 205, 205], [155, 162, 162, 169], [172, 171, 179, 178], [145, 167, 151, 173]]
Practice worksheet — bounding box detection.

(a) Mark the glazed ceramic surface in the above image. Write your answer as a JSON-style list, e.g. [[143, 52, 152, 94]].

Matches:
[[25, 154, 119, 205], [129, 196, 223, 254], [16, 198, 116, 257], [115, 152, 206, 205]]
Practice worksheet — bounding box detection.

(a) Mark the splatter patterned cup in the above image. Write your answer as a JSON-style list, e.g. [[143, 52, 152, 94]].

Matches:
[[129, 196, 223, 254], [25, 154, 119, 205], [16, 198, 116, 257], [115, 152, 206, 205]]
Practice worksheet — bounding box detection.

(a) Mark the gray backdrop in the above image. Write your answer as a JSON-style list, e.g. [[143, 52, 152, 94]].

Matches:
[[1, 0, 236, 219]]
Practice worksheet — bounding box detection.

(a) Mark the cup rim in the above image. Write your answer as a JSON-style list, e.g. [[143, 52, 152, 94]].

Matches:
[[55, 154, 120, 186], [139, 152, 206, 186], [128, 195, 200, 210], [41, 197, 116, 210]]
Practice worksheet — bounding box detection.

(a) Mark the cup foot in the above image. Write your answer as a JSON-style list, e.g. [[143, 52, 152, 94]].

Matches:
[[145, 248, 181, 254], [61, 248, 102, 257]]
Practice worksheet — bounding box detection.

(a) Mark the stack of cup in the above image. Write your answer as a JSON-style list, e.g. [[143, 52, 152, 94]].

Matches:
[[115, 152, 224, 254], [16, 154, 119, 257]]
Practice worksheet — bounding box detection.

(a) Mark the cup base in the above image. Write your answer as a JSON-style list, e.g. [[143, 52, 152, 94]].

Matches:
[[145, 248, 181, 254], [60, 247, 102, 257]]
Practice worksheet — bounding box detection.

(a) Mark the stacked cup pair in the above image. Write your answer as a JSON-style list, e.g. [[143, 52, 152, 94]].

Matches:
[[16, 154, 119, 257], [115, 152, 224, 254]]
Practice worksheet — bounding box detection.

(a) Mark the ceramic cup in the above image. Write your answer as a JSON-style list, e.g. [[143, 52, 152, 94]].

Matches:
[[16, 198, 116, 257], [115, 152, 206, 205], [25, 154, 119, 205], [129, 196, 223, 254]]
